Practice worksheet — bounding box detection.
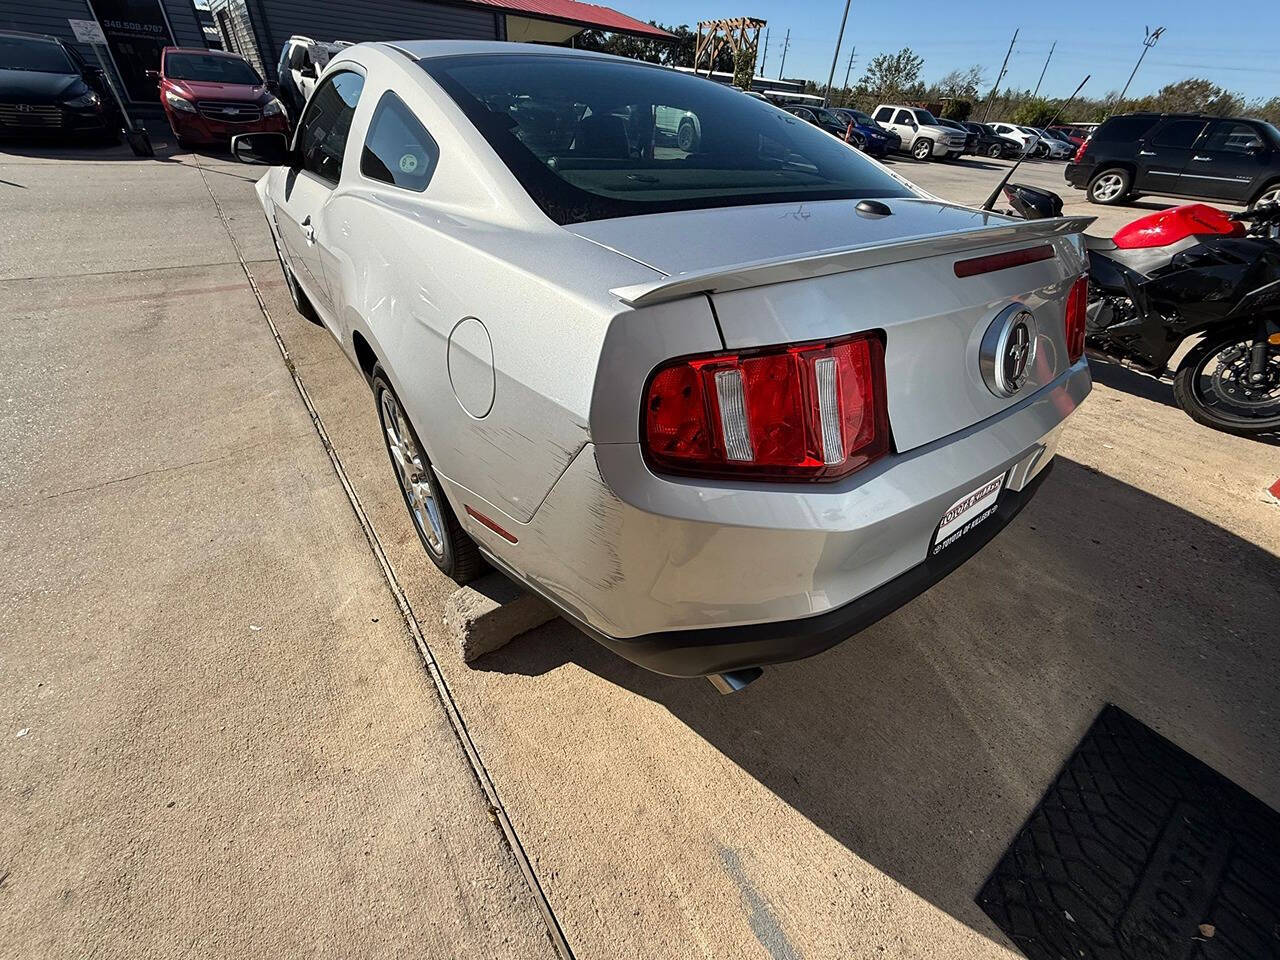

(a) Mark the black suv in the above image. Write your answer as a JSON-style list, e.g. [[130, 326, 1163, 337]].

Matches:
[[1065, 112, 1280, 208]]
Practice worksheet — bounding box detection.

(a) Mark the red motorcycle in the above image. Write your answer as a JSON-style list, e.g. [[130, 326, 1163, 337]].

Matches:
[[1004, 184, 1280, 436]]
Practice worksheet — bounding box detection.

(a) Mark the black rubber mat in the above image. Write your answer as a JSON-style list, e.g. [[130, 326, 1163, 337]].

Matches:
[[977, 704, 1280, 960]]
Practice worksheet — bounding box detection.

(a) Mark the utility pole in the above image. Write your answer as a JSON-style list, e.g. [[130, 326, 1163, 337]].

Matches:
[[982, 27, 1018, 122], [1032, 40, 1055, 98], [758, 28, 769, 76], [1115, 26, 1165, 110], [777, 29, 790, 80], [841, 45, 858, 101], [822, 0, 853, 107]]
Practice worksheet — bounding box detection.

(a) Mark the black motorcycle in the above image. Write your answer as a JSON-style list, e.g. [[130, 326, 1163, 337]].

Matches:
[[1003, 183, 1280, 436]]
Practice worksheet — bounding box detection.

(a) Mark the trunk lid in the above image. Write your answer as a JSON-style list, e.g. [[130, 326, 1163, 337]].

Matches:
[[573, 198, 1092, 452]]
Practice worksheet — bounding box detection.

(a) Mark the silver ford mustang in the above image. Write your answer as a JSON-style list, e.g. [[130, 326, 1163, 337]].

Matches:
[[233, 41, 1092, 688]]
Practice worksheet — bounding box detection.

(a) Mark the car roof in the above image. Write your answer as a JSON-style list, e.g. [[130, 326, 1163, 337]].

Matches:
[[0, 29, 64, 43], [163, 46, 245, 58], [387, 39, 620, 61]]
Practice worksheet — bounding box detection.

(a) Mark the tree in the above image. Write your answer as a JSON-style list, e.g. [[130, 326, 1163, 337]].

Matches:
[[942, 99, 972, 121], [733, 47, 755, 91], [858, 48, 925, 104], [1131, 77, 1244, 116], [1010, 97, 1057, 127], [938, 65, 985, 101]]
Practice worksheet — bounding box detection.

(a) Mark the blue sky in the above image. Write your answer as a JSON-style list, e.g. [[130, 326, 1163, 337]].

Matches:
[[624, 0, 1280, 101]]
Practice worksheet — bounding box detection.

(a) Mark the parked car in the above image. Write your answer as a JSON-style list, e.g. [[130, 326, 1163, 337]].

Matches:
[[935, 117, 978, 155], [0, 30, 121, 143], [154, 48, 287, 148], [1028, 127, 1074, 160], [989, 122, 1047, 157], [828, 107, 901, 157], [276, 36, 350, 118], [1046, 125, 1086, 148], [233, 42, 1091, 688], [963, 121, 1022, 159], [783, 105, 865, 148], [1065, 112, 1280, 208], [872, 104, 967, 160]]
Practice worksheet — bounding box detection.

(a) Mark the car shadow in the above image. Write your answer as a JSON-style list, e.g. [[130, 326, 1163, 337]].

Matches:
[[475, 457, 1280, 941]]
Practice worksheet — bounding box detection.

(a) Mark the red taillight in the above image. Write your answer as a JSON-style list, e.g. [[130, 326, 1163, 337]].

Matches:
[[1072, 139, 1088, 164], [642, 333, 890, 481], [1065, 275, 1088, 363]]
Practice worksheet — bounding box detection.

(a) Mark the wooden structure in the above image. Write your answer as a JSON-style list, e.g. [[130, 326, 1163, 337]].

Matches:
[[694, 18, 765, 82]]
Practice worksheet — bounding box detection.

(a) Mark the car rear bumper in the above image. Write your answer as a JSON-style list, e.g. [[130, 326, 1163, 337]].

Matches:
[[444, 358, 1091, 677], [1064, 162, 1094, 189], [164, 107, 288, 144]]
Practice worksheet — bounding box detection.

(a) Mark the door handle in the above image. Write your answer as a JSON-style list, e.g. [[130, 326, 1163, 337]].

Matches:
[[1192, 155, 1211, 162], [301, 215, 316, 245], [1138, 149, 1156, 156]]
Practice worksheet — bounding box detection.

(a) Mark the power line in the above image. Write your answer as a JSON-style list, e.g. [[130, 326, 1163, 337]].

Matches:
[[982, 28, 1018, 122], [1032, 40, 1055, 98], [777, 28, 790, 79]]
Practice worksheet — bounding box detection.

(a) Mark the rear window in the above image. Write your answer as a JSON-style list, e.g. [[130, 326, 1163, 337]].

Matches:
[[165, 52, 260, 85], [420, 54, 913, 225], [1093, 115, 1159, 144]]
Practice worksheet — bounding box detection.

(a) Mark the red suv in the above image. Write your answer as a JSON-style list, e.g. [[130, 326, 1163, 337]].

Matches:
[[153, 48, 287, 148]]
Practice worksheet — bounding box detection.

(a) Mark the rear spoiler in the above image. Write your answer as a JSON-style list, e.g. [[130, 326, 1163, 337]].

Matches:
[[610, 214, 1095, 308]]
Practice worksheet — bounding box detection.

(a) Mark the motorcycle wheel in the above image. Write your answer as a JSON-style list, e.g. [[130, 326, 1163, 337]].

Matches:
[[1173, 333, 1280, 435]]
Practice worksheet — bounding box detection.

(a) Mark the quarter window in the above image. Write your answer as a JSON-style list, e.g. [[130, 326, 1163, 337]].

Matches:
[[1151, 119, 1207, 149], [297, 70, 365, 185], [361, 91, 439, 191], [1202, 121, 1262, 154]]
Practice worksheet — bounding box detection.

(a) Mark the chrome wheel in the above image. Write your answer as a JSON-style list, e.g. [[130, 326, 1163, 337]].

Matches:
[[1091, 172, 1126, 203], [912, 139, 932, 160], [1254, 185, 1280, 209], [379, 388, 445, 558]]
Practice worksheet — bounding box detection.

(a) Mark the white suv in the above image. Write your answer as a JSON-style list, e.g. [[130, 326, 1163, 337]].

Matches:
[[276, 36, 351, 118], [873, 104, 967, 160]]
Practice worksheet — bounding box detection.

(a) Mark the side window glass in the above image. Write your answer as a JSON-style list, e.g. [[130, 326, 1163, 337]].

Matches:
[[873, 107, 892, 122], [298, 70, 365, 185], [894, 110, 913, 125], [361, 91, 440, 191], [1151, 119, 1206, 149], [1203, 122, 1261, 154]]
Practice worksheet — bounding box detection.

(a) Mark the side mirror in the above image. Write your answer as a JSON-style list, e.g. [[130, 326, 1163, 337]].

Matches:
[[1246, 138, 1265, 155], [231, 132, 291, 166]]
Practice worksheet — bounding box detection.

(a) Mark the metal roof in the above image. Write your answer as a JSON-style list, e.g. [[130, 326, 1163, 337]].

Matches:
[[463, 0, 674, 39]]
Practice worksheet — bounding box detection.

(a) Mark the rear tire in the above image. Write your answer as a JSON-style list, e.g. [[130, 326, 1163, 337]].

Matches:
[[1087, 168, 1131, 205], [912, 138, 933, 161], [1250, 181, 1280, 210], [986, 143, 1003, 158], [372, 369, 487, 584], [1173, 334, 1280, 436]]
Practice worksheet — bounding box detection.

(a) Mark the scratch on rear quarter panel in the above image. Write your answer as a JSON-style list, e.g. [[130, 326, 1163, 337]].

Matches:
[[717, 844, 802, 960]]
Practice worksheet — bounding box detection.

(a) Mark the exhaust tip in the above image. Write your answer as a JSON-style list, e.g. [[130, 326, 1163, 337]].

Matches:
[[707, 667, 763, 695]]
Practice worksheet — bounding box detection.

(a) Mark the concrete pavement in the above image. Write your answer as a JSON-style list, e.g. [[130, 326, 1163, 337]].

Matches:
[[0, 145, 555, 959], [2, 141, 1277, 960]]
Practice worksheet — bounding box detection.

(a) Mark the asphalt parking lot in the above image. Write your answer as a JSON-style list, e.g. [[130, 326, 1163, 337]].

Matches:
[[2, 139, 1277, 959]]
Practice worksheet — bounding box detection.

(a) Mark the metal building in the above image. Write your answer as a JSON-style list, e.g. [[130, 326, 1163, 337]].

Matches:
[[1, 0, 669, 105]]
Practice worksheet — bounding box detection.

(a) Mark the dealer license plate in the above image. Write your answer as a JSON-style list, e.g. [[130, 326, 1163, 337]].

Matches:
[[931, 472, 1007, 556]]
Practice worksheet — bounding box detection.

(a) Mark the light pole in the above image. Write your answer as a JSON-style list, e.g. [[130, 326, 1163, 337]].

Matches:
[[1115, 26, 1165, 110], [822, 0, 853, 108], [1032, 40, 1055, 98]]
